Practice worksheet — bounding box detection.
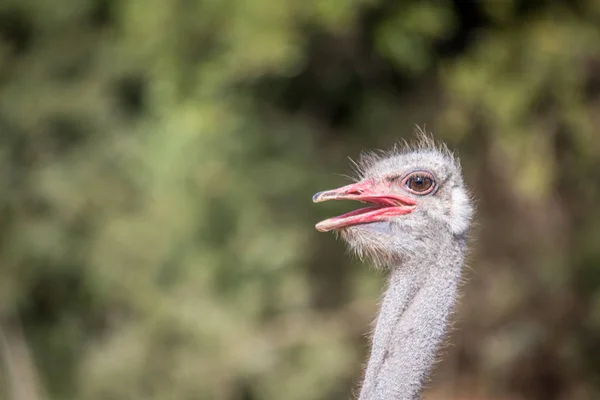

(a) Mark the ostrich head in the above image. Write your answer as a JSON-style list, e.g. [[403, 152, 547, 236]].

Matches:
[[313, 134, 473, 267]]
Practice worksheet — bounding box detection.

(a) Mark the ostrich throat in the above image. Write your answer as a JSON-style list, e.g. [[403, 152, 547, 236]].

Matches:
[[359, 234, 467, 400]]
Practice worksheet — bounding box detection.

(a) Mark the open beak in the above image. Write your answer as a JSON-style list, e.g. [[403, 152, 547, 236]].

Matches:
[[312, 180, 416, 232]]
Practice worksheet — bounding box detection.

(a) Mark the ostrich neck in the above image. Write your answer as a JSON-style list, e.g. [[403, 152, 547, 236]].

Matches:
[[358, 235, 467, 400]]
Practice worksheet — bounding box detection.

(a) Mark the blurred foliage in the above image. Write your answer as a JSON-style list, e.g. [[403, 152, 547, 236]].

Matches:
[[0, 0, 600, 399]]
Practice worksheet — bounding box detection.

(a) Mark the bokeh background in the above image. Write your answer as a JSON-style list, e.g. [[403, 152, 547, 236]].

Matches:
[[1, 0, 600, 399]]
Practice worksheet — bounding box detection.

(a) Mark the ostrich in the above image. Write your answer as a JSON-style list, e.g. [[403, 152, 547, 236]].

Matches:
[[313, 133, 473, 400]]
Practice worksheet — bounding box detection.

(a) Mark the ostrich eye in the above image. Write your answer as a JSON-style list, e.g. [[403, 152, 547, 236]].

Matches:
[[403, 171, 435, 195]]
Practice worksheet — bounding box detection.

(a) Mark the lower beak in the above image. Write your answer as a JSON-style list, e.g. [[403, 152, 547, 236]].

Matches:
[[312, 181, 416, 232]]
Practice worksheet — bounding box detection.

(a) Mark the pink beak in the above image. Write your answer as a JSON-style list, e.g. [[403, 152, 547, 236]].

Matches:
[[313, 180, 416, 232]]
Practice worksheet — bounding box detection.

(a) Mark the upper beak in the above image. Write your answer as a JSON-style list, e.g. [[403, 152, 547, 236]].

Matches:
[[313, 181, 375, 203], [312, 180, 416, 232]]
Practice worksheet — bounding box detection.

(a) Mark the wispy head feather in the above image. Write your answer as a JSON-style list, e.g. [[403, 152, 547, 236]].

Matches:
[[355, 126, 460, 180]]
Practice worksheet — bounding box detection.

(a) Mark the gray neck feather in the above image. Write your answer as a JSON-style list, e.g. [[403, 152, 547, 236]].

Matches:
[[358, 234, 466, 400]]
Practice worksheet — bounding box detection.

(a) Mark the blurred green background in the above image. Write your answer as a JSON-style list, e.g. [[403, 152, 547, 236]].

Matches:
[[0, 0, 599, 399]]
